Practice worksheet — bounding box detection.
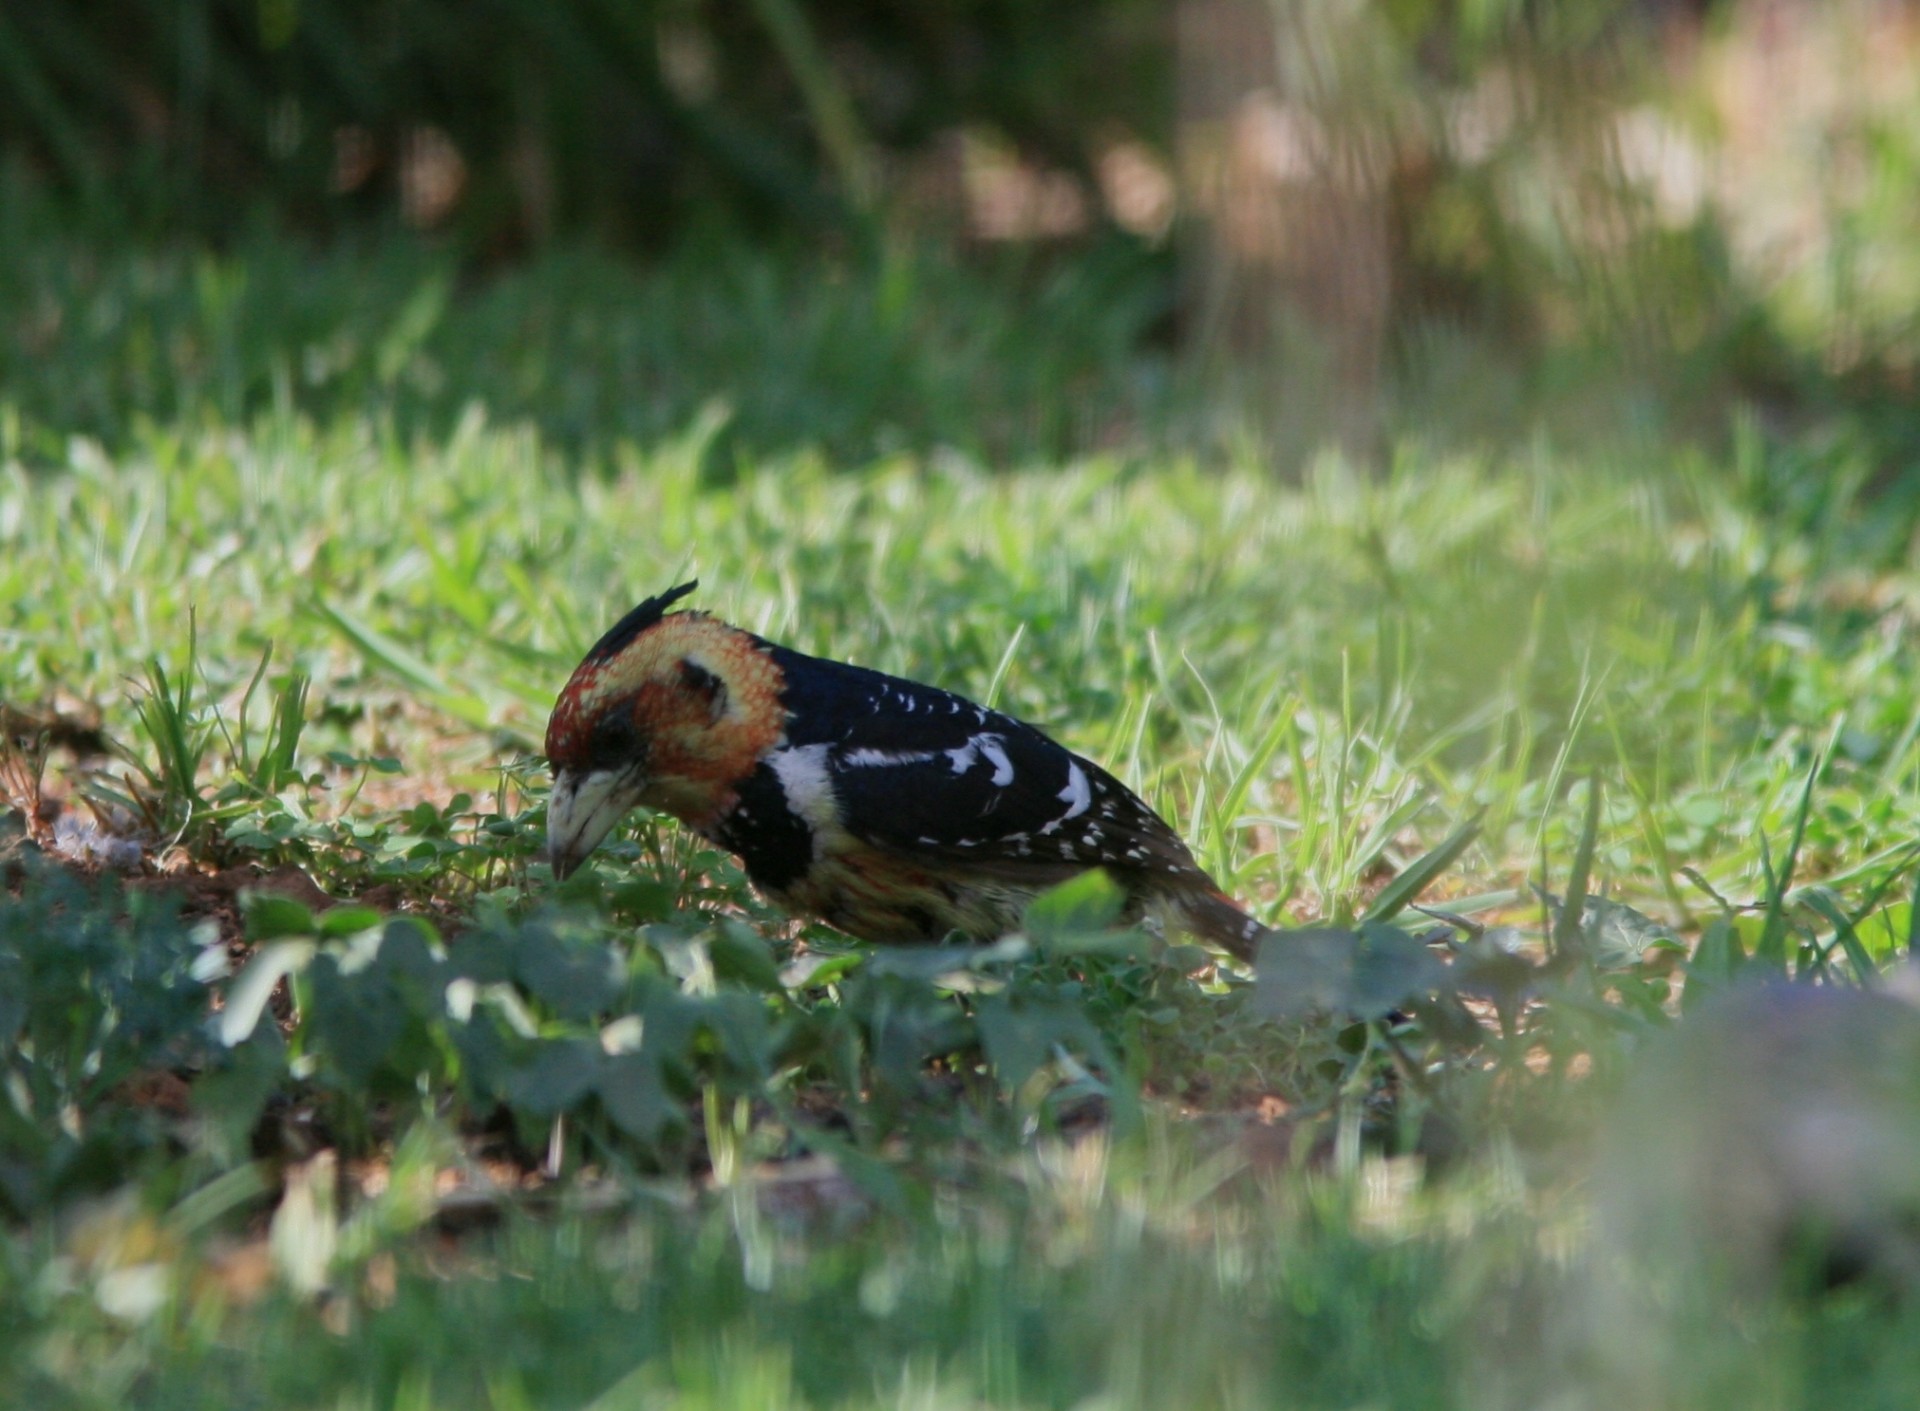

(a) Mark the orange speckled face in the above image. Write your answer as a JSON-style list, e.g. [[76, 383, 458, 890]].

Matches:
[[547, 612, 788, 829], [619, 616, 786, 803]]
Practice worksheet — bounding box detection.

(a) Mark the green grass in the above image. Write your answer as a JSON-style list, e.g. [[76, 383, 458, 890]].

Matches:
[[6, 226, 1920, 1409], [0, 186, 1175, 469]]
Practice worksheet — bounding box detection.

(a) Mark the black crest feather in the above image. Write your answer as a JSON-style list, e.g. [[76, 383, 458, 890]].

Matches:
[[584, 581, 699, 662]]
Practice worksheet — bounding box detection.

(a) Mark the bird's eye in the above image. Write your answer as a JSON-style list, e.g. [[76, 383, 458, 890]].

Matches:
[[679, 658, 729, 721], [588, 711, 644, 769]]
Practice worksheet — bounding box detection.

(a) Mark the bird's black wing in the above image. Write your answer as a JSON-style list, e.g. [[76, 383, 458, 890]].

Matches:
[[767, 646, 1203, 878]]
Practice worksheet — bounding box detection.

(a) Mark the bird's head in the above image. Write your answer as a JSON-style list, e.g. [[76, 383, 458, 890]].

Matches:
[[544, 582, 787, 879]]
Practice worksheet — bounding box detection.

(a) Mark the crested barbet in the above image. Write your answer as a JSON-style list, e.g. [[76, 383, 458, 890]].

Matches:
[[544, 583, 1267, 961]]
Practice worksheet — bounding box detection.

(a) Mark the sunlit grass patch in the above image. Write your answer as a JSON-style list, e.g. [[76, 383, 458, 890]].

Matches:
[[7, 234, 1920, 1408]]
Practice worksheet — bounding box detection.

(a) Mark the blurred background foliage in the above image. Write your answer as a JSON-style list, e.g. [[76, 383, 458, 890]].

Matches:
[[4, 0, 1920, 466]]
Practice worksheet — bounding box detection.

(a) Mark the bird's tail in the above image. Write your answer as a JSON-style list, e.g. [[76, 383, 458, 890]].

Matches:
[[1171, 887, 1269, 964]]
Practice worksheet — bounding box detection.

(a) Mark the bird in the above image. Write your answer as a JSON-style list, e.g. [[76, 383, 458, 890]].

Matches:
[[544, 582, 1268, 962]]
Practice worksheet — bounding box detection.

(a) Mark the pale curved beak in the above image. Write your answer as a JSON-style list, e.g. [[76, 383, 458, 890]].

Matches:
[[546, 767, 646, 880]]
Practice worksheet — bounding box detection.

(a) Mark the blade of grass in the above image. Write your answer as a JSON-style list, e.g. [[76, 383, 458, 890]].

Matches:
[[1756, 750, 1823, 971], [223, 644, 276, 785], [982, 621, 1027, 711], [262, 670, 311, 793], [1365, 812, 1483, 925], [1552, 777, 1601, 962], [747, 0, 876, 214], [312, 597, 497, 731], [1799, 886, 1877, 986], [1530, 661, 1602, 888]]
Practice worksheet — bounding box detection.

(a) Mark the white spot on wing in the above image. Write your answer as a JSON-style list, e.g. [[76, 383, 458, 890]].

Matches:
[[944, 733, 1014, 786], [768, 744, 838, 848], [842, 747, 938, 768], [1057, 762, 1092, 820]]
